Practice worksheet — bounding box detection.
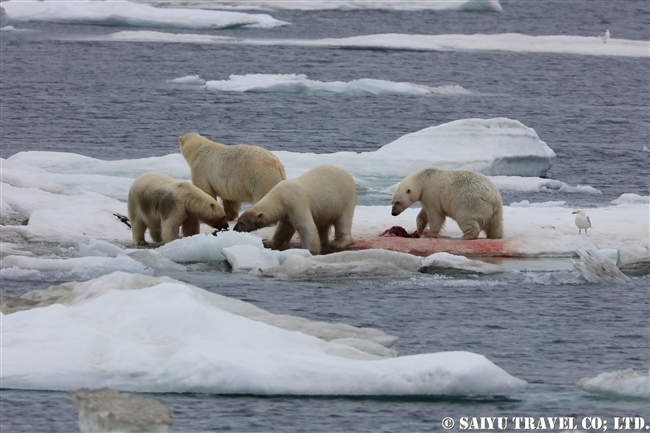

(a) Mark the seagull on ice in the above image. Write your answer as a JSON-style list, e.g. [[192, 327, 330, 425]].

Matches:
[[572, 210, 592, 235], [599, 29, 610, 44]]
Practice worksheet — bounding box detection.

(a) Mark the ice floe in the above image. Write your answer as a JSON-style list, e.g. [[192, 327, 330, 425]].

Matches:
[[103, 30, 650, 58], [1, 118, 648, 274], [569, 249, 630, 284], [1, 272, 527, 395], [577, 369, 650, 399], [68, 388, 173, 433], [202, 73, 472, 96], [0, 0, 289, 29]]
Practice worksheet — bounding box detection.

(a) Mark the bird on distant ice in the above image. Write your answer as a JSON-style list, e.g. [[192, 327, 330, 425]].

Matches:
[[599, 29, 610, 44], [572, 210, 592, 235]]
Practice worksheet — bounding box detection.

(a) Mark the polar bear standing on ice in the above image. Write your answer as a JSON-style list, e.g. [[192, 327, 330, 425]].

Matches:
[[128, 172, 229, 245], [233, 165, 356, 255], [391, 167, 503, 240], [178, 132, 286, 220]]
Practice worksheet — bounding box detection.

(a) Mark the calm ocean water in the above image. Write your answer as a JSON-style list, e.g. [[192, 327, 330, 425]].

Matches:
[[1, 0, 648, 431]]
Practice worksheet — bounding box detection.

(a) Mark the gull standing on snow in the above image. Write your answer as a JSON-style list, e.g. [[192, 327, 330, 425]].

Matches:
[[599, 29, 610, 44], [572, 210, 592, 235]]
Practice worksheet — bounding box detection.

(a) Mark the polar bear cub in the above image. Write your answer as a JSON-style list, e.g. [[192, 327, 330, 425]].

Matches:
[[178, 132, 286, 221], [233, 165, 356, 255], [128, 172, 229, 245], [391, 167, 503, 240]]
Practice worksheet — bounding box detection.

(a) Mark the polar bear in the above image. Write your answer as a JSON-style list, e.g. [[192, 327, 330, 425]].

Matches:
[[127, 172, 229, 245], [178, 132, 286, 220], [233, 165, 356, 255], [391, 167, 503, 240]]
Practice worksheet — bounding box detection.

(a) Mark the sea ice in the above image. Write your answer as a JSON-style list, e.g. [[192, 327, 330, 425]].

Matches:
[[2, 273, 526, 395], [577, 369, 650, 399], [569, 249, 630, 284], [203, 73, 471, 96], [155, 231, 263, 263], [102, 30, 650, 58], [68, 388, 173, 433], [1, 1, 289, 29], [421, 252, 506, 274]]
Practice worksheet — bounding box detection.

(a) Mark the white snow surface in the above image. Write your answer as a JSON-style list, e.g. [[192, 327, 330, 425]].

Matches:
[[202, 73, 471, 96], [2, 272, 526, 395], [0, 0, 289, 29], [2, 118, 555, 182], [1, 117, 648, 272], [103, 30, 649, 58], [577, 369, 650, 399]]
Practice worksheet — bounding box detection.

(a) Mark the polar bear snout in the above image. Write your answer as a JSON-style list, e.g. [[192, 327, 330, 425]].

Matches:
[[233, 221, 256, 232], [391, 206, 402, 216], [211, 216, 229, 230]]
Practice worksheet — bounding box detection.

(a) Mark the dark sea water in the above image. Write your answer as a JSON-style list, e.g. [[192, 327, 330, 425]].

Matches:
[[1, 1, 649, 432]]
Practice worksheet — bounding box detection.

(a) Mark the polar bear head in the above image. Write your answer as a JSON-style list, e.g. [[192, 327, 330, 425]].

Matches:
[[233, 207, 267, 232], [391, 180, 418, 216]]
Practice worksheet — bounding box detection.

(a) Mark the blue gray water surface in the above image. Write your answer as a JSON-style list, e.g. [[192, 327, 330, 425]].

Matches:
[[1, 0, 649, 432]]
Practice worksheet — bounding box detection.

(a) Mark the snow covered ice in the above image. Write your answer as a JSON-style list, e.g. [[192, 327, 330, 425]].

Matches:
[[103, 30, 650, 58], [1, 118, 648, 275], [2, 272, 526, 396], [0, 116, 647, 397], [1, 0, 288, 29], [201, 73, 472, 96], [577, 369, 650, 399]]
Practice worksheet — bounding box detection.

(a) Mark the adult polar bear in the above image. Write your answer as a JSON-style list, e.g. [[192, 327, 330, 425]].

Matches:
[[233, 165, 356, 255], [391, 167, 503, 240], [128, 172, 229, 245], [179, 132, 286, 221]]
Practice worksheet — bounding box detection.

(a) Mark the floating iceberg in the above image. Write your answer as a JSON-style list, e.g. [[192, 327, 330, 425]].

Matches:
[[1, 119, 648, 263], [577, 369, 650, 399], [103, 30, 650, 58], [203, 74, 472, 96], [0, 1, 289, 29], [2, 272, 526, 395], [569, 249, 630, 284], [68, 388, 173, 433], [274, 118, 557, 179]]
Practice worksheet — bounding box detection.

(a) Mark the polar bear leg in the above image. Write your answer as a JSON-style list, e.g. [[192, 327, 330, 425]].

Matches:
[[161, 220, 181, 244], [318, 225, 331, 246], [181, 216, 200, 237], [270, 220, 295, 251], [458, 217, 481, 240], [131, 218, 149, 245], [485, 218, 503, 239], [416, 208, 428, 236], [421, 206, 445, 238], [296, 220, 321, 255], [222, 200, 241, 221], [148, 222, 163, 243], [331, 206, 354, 249]]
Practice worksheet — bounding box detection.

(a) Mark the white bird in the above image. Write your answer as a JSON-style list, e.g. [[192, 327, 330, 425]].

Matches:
[[572, 210, 592, 235], [599, 29, 610, 44]]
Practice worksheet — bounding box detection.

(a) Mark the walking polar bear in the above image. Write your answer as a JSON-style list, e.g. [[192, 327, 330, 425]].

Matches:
[[233, 165, 356, 255], [178, 132, 286, 221], [128, 172, 228, 245], [391, 167, 503, 240]]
